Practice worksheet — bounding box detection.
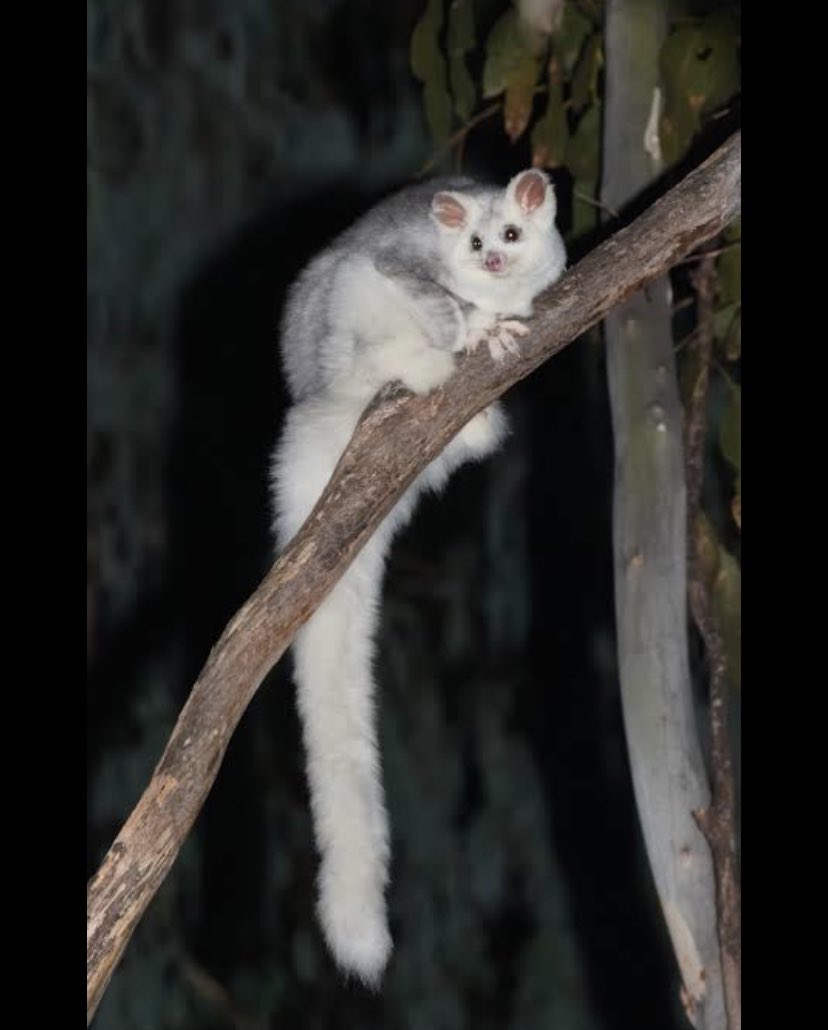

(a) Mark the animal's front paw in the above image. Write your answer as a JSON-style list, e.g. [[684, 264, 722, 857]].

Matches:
[[480, 318, 530, 363], [463, 327, 490, 355]]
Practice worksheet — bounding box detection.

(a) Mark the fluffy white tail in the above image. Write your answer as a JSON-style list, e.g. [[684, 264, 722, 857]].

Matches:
[[272, 395, 506, 985], [293, 536, 395, 984]]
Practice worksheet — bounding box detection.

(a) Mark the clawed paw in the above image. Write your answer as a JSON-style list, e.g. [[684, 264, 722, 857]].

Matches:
[[464, 318, 529, 363], [463, 328, 490, 355]]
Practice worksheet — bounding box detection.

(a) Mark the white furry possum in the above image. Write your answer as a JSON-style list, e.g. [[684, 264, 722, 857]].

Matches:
[[270, 168, 566, 985]]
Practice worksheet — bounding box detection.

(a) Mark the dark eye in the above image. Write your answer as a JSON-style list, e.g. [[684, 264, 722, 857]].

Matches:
[[470, 235, 483, 251], [503, 225, 521, 243]]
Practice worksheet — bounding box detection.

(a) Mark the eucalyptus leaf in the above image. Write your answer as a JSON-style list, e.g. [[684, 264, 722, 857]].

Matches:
[[725, 308, 741, 362], [553, 1, 594, 76], [717, 242, 741, 307], [571, 178, 600, 239], [694, 10, 740, 116], [724, 215, 741, 242], [424, 78, 453, 143], [659, 102, 698, 166], [482, 10, 525, 98], [713, 545, 741, 691], [713, 302, 738, 344], [695, 511, 720, 587], [517, 0, 564, 36], [678, 324, 705, 419], [411, 0, 452, 143], [732, 476, 741, 532], [719, 383, 741, 475], [504, 51, 542, 143], [659, 10, 740, 163], [571, 33, 602, 113], [530, 72, 566, 167], [448, 0, 476, 122], [411, 0, 444, 81], [566, 101, 600, 183], [694, 512, 741, 691], [713, 303, 743, 363]]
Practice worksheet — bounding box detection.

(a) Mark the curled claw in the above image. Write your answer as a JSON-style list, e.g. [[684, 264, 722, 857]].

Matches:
[[498, 319, 530, 337], [495, 327, 522, 357], [464, 329, 490, 354], [464, 317, 529, 362], [493, 318, 529, 358], [487, 335, 507, 363]]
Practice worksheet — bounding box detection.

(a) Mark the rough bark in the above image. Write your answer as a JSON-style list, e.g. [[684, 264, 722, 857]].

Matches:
[[685, 257, 742, 1030], [602, 2, 727, 1027], [87, 132, 741, 1024]]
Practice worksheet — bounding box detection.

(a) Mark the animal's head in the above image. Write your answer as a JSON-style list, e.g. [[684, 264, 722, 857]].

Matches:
[[430, 169, 560, 288]]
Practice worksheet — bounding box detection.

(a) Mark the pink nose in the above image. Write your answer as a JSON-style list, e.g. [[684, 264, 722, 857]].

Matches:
[[485, 251, 505, 273]]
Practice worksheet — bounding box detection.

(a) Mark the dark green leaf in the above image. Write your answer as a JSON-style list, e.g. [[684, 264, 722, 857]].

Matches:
[[517, 0, 565, 36], [717, 241, 741, 307], [566, 101, 600, 183], [571, 33, 602, 113], [530, 70, 566, 167], [719, 383, 741, 475], [659, 11, 740, 163], [448, 0, 476, 122], [482, 8, 546, 100], [732, 476, 741, 532], [714, 303, 741, 363], [695, 512, 741, 690], [725, 308, 741, 362], [423, 78, 453, 143], [571, 178, 600, 239], [411, 0, 444, 81], [554, 1, 594, 76], [713, 302, 738, 344], [693, 10, 740, 116], [482, 10, 525, 98], [713, 544, 741, 691], [411, 0, 452, 143], [505, 51, 542, 143]]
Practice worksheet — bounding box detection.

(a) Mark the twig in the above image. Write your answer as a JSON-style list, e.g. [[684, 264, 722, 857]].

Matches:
[[684, 255, 742, 1030], [417, 102, 502, 177], [713, 356, 740, 394], [178, 954, 264, 1030], [87, 133, 742, 1024], [573, 189, 618, 218], [674, 239, 741, 266], [672, 295, 696, 315], [416, 86, 552, 178], [674, 326, 699, 355]]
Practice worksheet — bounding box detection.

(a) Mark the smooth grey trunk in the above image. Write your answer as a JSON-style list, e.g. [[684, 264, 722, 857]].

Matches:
[[601, 2, 726, 1027]]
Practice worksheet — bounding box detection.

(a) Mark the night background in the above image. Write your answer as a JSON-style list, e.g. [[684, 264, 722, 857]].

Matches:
[[87, 1, 740, 1027]]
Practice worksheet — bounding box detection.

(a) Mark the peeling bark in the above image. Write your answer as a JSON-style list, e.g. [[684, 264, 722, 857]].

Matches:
[[685, 256, 742, 1030]]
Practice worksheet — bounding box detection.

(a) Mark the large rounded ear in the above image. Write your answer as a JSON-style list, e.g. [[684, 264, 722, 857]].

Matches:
[[431, 190, 473, 231], [505, 169, 555, 221]]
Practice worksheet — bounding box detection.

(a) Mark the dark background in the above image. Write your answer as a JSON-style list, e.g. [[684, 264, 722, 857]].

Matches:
[[87, 2, 707, 1026]]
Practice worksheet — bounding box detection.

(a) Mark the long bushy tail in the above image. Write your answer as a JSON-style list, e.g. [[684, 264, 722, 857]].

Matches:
[[292, 535, 395, 984], [272, 394, 507, 985]]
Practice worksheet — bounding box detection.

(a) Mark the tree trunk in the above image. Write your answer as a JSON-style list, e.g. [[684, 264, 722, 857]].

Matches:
[[602, 1, 727, 1026]]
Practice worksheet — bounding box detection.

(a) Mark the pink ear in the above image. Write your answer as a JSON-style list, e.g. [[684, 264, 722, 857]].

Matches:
[[513, 170, 548, 213], [432, 191, 469, 229]]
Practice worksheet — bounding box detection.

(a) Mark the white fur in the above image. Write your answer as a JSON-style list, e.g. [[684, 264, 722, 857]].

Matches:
[[272, 398, 505, 985], [271, 169, 565, 986], [432, 170, 566, 317]]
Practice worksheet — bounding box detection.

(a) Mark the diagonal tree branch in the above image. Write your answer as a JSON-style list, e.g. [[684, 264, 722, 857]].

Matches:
[[87, 131, 741, 1024]]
